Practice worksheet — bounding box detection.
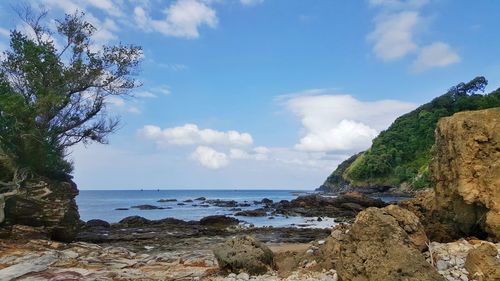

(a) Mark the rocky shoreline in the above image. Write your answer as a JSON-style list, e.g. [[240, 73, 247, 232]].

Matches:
[[0, 108, 499, 280]]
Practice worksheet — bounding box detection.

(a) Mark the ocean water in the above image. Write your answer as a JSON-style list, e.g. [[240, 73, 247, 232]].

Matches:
[[77, 189, 338, 228]]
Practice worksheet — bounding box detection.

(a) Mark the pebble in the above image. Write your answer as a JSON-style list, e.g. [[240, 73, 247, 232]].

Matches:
[[436, 260, 449, 271]]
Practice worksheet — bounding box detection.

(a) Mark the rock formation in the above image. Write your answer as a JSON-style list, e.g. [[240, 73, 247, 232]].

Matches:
[[464, 242, 500, 281], [430, 108, 500, 240], [328, 205, 444, 281], [213, 235, 275, 275], [0, 176, 80, 242]]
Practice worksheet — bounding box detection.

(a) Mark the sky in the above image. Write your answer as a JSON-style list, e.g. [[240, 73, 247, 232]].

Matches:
[[0, 0, 499, 190]]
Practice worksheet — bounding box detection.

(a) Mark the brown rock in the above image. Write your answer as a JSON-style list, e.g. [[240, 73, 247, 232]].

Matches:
[[399, 190, 461, 242], [431, 108, 500, 241], [329, 205, 444, 281], [2, 177, 80, 242], [465, 243, 500, 281], [213, 235, 274, 275]]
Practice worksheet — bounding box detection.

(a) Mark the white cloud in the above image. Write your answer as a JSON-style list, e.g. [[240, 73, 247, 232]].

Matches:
[[412, 42, 460, 72], [367, 0, 461, 71], [86, 0, 123, 17], [191, 146, 229, 169], [153, 85, 171, 95], [136, 91, 157, 98], [230, 147, 270, 161], [139, 124, 254, 147], [0, 27, 9, 37], [368, 11, 420, 61], [285, 91, 416, 152], [240, 0, 264, 6], [134, 0, 218, 39], [106, 96, 142, 114], [157, 63, 188, 71], [368, 0, 429, 10]]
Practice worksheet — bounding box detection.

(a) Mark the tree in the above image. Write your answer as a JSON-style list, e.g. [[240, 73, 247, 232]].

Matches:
[[0, 9, 142, 182]]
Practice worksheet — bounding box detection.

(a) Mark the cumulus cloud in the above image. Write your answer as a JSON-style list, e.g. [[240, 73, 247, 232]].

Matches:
[[412, 42, 460, 72], [284, 90, 416, 152], [139, 124, 254, 147], [367, 0, 461, 71], [133, 0, 217, 39], [191, 146, 229, 169]]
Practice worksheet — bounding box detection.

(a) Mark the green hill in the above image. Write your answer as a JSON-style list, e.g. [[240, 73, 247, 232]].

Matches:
[[319, 76, 500, 193]]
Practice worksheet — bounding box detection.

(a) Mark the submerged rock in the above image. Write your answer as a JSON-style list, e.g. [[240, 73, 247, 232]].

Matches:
[[235, 209, 267, 217], [199, 215, 239, 226], [213, 235, 274, 275], [157, 198, 177, 202], [85, 219, 110, 228], [130, 204, 166, 210]]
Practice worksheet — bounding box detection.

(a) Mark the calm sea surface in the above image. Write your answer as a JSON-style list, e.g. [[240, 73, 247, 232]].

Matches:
[[76, 189, 339, 228]]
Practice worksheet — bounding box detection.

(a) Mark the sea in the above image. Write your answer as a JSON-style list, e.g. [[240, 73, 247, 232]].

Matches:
[[77, 189, 406, 228]]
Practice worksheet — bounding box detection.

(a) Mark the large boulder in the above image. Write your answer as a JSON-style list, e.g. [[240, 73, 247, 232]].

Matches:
[[464, 243, 500, 281], [329, 205, 444, 281], [213, 235, 274, 275], [1, 176, 80, 242], [430, 108, 500, 240]]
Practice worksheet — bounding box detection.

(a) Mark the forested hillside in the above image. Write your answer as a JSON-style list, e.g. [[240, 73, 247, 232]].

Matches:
[[320, 76, 500, 192]]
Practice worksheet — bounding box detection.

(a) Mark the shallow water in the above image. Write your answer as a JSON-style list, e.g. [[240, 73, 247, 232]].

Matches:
[[77, 189, 406, 228], [77, 189, 335, 228]]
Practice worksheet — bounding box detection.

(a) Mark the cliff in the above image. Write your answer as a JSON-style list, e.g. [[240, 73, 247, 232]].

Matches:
[[431, 108, 499, 240], [319, 77, 500, 193]]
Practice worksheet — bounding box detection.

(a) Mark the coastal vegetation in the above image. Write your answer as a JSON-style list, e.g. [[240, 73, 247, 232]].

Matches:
[[322, 76, 500, 191], [0, 10, 142, 185]]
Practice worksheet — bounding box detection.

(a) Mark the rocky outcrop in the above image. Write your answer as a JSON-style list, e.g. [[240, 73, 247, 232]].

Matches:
[[399, 190, 462, 242], [430, 108, 500, 240], [1, 177, 80, 242], [464, 242, 500, 281], [274, 192, 386, 221], [213, 236, 275, 275], [328, 205, 444, 281]]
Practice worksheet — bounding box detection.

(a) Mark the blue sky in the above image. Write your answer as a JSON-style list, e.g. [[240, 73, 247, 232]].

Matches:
[[0, 0, 499, 190]]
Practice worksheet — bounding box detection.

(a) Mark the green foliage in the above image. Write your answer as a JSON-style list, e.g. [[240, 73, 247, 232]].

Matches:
[[0, 10, 142, 179], [326, 76, 500, 189], [323, 152, 362, 186]]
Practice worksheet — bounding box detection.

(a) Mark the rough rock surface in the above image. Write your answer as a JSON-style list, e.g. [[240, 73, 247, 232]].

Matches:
[[213, 236, 274, 275], [425, 239, 500, 281], [464, 242, 500, 281], [329, 205, 444, 281], [0, 239, 218, 280], [431, 108, 500, 240], [400, 190, 462, 242], [273, 192, 386, 221], [1, 177, 79, 242]]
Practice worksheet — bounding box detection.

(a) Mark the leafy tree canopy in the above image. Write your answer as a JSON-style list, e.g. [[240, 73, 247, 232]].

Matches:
[[323, 76, 500, 190], [0, 9, 142, 181]]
